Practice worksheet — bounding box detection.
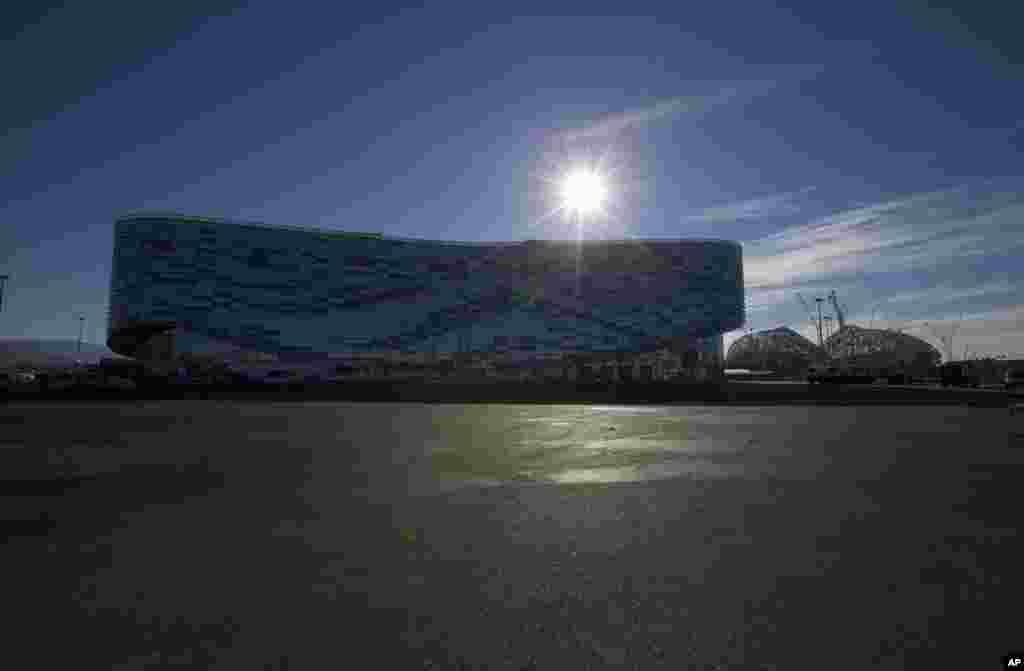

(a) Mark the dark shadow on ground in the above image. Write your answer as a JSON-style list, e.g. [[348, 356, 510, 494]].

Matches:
[[1, 462, 225, 540], [1, 380, 1011, 407]]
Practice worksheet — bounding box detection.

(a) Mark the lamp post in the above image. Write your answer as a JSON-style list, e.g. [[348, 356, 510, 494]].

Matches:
[[815, 297, 824, 348], [76, 314, 85, 355], [0, 274, 8, 314]]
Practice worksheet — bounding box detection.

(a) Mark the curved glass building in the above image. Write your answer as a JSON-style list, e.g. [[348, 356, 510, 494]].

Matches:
[[108, 214, 744, 380], [726, 326, 826, 373], [824, 325, 941, 369], [727, 324, 943, 377]]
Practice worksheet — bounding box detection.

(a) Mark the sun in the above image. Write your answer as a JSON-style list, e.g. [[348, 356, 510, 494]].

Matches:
[[560, 167, 608, 217]]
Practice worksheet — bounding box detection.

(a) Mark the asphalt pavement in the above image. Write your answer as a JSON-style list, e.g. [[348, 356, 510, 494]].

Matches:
[[3, 402, 1022, 669]]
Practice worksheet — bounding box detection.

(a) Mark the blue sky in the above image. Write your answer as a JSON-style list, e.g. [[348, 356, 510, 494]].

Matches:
[[2, 1, 1022, 357]]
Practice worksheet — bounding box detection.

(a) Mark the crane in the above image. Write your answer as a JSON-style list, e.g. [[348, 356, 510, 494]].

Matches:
[[796, 292, 813, 320], [828, 290, 846, 331], [796, 292, 817, 332], [0, 274, 9, 314]]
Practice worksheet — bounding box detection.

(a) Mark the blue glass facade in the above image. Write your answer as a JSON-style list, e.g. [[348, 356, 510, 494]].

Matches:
[[108, 214, 744, 364]]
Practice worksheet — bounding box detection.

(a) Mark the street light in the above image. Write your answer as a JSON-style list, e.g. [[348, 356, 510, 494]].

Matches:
[[0, 274, 9, 314], [814, 297, 825, 348], [75, 314, 85, 355]]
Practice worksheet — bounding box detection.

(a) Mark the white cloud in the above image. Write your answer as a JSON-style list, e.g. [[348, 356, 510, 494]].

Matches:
[[879, 280, 1018, 308], [681, 187, 815, 224], [561, 68, 822, 142], [744, 182, 1024, 289], [733, 179, 1024, 358], [561, 93, 732, 142]]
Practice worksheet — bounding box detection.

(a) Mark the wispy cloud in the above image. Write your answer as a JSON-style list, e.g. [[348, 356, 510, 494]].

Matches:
[[878, 280, 1018, 308], [561, 88, 747, 142], [561, 67, 821, 142], [682, 187, 815, 224], [743, 180, 1024, 289], [732, 178, 1024, 357]]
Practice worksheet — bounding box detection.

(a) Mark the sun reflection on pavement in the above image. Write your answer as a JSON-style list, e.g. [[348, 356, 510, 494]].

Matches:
[[427, 404, 755, 486]]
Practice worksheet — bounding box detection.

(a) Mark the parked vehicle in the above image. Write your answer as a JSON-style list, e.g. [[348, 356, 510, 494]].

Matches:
[[44, 371, 78, 391], [103, 375, 137, 391], [939, 362, 980, 388], [299, 370, 345, 385], [806, 365, 830, 384], [885, 371, 911, 384], [807, 364, 874, 384], [1007, 368, 1024, 416], [265, 369, 305, 388], [844, 367, 876, 384], [233, 368, 306, 388], [167, 367, 208, 387]]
